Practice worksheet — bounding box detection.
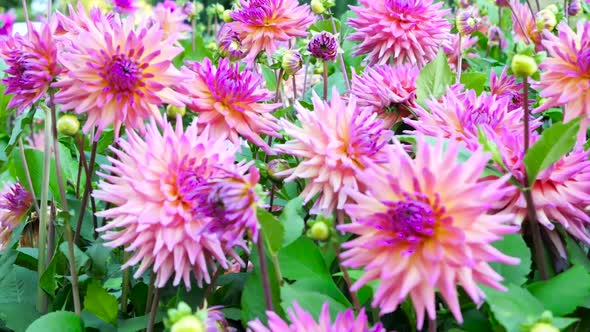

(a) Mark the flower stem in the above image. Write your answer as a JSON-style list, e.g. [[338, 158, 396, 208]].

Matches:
[[323, 60, 328, 100], [428, 318, 437, 332], [328, 13, 351, 91], [522, 76, 548, 280], [21, 0, 32, 32], [332, 242, 361, 313], [18, 139, 40, 215], [456, 35, 463, 84], [256, 232, 274, 312], [302, 56, 311, 100], [292, 74, 297, 101], [120, 251, 130, 314], [146, 287, 160, 332], [36, 109, 52, 313], [74, 139, 98, 244], [48, 95, 81, 314], [145, 271, 156, 315]]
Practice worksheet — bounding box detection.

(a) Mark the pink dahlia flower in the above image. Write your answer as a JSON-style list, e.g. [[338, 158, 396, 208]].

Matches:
[[0, 10, 16, 37], [150, 0, 192, 41], [405, 88, 530, 150], [229, 0, 314, 63], [0, 23, 60, 113], [248, 302, 385, 332], [489, 68, 523, 110], [510, 0, 542, 49], [494, 131, 590, 244], [276, 89, 392, 216], [349, 0, 452, 67], [351, 64, 419, 128], [183, 58, 281, 154], [217, 25, 246, 61], [0, 182, 33, 250], [53, 10, 188, 138], [111, 0, 139, 15], [95, 119, 260, 288], [533, 21, 590, 126], [340, 136, 519, 328]]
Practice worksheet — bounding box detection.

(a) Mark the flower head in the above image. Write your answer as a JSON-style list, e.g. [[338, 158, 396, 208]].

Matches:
[[95, 119, 258, 288], [532, 21, 590, 124], [0, 182, 33, 250], [349, 0, 452, 67], [568, 0, 582, 16], [339, 136, 519, 328], [112, 0, 139, 14], [0, 23, 59, 113], [150, 0, 192, 41], [489, 68, 524, 110], [351, 64, 418, 128], [53, 10, 188, 138], [229, 0, 314, 63], [217, 25, 246, 61], [406, 88, 529, 150], [511, 0, 542, 49], [0, 10, 16, 37], [281, 49, 303, 75], [276, 89, 392, 216], [183, 58, 281, 154], [488, 26, 507, 49], [307, 31, 338, 61], [248, 302, 385, 332], [456, 7, 481, 35]]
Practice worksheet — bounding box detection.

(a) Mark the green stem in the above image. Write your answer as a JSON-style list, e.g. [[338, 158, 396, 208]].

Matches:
[[323, 60, 328, 100], [456, 34, 463, 84], [36, 107, 52, 313], [146, 287, 160, 332], [256, 232, 274, 312], [121, 251, 130, 314], [48, 95, 81, 314], [18, 139, 40, 215]]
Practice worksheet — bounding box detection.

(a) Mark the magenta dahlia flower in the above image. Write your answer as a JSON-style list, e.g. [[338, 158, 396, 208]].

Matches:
[[340, 136, 519, 328], [111, 0, 139, 14], [0, 182, 33, 250], [276, 89, 392, 216], [533, 21, 590, 125], [307, 31, 338, 61], [217, 25, 246, 61], [405, 88, 529, 150], [489, 68, 523, 110], [349, 0, 452, 67], [183, 58, 281, 154], [0, 22, 59, 113], [229, 0, 314, 63], [95, 119, 260, 288], [248, 302, 385, 332], [494, 131, 590, 244], [351, 64, 418, 128], [53, 10, 188, 138], [0, 10, 16, 37]]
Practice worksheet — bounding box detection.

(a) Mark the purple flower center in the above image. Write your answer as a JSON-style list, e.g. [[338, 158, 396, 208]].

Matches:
[[385, 199, 436, 241], [113, 0, 134, 9], [107, 56, 142, 92], [0, 183, 32, 215]]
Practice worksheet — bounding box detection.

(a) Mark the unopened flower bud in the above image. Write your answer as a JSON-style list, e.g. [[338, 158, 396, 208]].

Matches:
[[182, 2, 196, 17], [266, 159, 290, 181], [282, 50, 303, 75], [456, 8, 480, 35], [568, 0, 581, 16], [170, 315, 205, 332], [215, 4, 225, 16], [310, 0, 325, 14], [545, 4, 558, 14], [488, 26, 506, 48], [536, 9, 557, 31], [57, 114, 80, 136], [511, 54, 538, 77], [530, 322, 560, 332], [218, 25, 245, 61], [309, 220, 331, 241], [222, 9, 232, 22], [308, 31, 338, 61], [166, 105, 186, 119]]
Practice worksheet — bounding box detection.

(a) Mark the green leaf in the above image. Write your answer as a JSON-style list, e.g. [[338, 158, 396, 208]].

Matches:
[[118, 315, 161, 332], [25, 311, 84, 332], [279, 237, 330, 281], [0, 267, 39, 332], [460, 72, 487, 94], [416, 49, 453, 109], [565, 234, 590, 272], [4, 107, 36, 158], [39, 251, 66, 296], [527, 265, 590, 316], [59, 242, 89, 273], [279, 197, 305, 248], [0, 302, 40, 332], [305, 72, 347, 102], [484, 284, 544, 332], [552, 317, 579, 329], [12, 147, 60, 200], [83, 280, 119, 325], [490, 234, 531, 286], [310, 19, 341, 34], [523, 118, 581, 182], [281, 283, 349, 321], [261, 66, 277, 92], [257, 208, 285, 255], [286, 277, 351, 308]]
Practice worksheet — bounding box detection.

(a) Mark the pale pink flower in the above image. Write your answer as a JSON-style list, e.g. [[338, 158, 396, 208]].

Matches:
[[349, 0, 452, 67], [150, 0, 192, 41], [183, 58, 281, 154], [276, 89, 392, 216], [53, 9, 189, 138], [96, 119, 259, 288], [510, 0, 542, 49], [229, 0, 315, 63], [340, 136, 519, 328], [0, 10, 16, 37], [248, 302, 385, 332]]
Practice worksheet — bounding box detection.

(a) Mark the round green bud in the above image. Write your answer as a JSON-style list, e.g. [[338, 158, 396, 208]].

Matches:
[[310, 221, 331, 241], [536, 9, 557, 31], [511, 54, 538, 77], [215, 4, 225, 16], [222, 9, 232, 23], [310, 0, 325, 14], [266, 159, 290, 181], [170, 315, 205, 332], [530, 322, 560, 332], [545, 4, 558, 14], [166, 105, 186, 119], [57, 114, 80, 136]]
